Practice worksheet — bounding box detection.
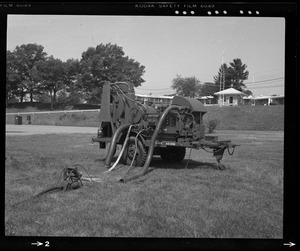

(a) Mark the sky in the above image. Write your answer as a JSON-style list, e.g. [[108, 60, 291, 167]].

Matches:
[[7, 15, 285, 97]]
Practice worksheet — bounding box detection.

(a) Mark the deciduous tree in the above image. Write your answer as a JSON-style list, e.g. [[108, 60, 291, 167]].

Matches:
[[199, 82, 219, 96], [171, 75, 201, 98], [35, 56, 66, 110], [13, 43, 47, 102], [79, 43, 145, 103], [6, 51, 21, 105], [62, 59, 84, 104]]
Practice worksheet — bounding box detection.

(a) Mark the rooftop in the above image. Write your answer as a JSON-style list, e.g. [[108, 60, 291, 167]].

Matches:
[[214, 88, 246, 96]]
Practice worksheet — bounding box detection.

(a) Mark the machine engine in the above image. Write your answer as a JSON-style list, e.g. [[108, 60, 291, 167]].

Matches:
[[92, 82, 237, 182]]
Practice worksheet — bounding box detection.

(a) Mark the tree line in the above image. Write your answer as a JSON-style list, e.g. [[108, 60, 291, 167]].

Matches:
[[7, 42, 251, 109], [171, 58, 252, 99], [6, 43, 145, 109]]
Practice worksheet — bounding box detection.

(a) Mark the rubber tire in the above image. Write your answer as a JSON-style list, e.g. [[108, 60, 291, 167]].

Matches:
[[160, 146, 186, 163], [121, 136, 147, 167]]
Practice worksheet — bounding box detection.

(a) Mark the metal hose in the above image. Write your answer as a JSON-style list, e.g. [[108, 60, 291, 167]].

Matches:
[[35, 186, 64, 197], [104, 124, 131, 168], [104, 125, 133, 172], [119, 105, 181, 182]]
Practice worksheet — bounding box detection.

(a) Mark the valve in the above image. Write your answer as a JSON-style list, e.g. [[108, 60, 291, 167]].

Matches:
[[62, 167, 83, 191]]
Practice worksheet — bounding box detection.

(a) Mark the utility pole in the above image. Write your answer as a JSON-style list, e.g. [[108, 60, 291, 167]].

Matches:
[[252, 72, 255, 105], [219, 51, 225, 106]]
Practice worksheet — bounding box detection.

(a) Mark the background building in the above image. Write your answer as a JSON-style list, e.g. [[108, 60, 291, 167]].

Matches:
[[214, 88, 246, 106], [135, 94, 173, 107], [252, 95, 285, 106]]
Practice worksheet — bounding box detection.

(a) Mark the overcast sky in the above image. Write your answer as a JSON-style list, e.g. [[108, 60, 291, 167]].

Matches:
[[7, 15, 285, 96]]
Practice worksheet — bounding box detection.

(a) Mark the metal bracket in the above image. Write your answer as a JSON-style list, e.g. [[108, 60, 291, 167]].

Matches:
[[213, 147, 226, 170]]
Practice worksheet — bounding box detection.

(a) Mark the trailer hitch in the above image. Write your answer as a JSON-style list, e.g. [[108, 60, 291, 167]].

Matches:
[[213, 147, 226, 170], [212, 143, 240, 170]]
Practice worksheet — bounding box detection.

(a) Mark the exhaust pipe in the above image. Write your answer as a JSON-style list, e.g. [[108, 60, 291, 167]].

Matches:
[[104, 124, 131, 168], [119, 105, 180, 182]]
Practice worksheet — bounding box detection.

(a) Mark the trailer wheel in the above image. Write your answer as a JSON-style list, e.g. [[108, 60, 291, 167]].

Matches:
[[121, 136, 147, 167], [160, 146, 186, 163]]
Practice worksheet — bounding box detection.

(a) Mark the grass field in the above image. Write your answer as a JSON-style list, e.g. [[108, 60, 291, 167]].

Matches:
[[5, 130, 283, 238], [6, 102, 284, 131], [5, 102, 100, 112], [204, 105, 284, 131]]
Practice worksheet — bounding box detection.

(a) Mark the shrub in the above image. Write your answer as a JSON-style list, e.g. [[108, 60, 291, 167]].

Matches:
[[59, 113, 67, 121], [207, 119, 219, 133], [59, 113, 87, 122]]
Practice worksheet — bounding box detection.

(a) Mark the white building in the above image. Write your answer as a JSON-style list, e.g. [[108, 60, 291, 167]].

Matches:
[[197, 96, 214, 104], [252, 95, 284, 106], [135, 94, 174, 107], [214, 88, 246, 106]]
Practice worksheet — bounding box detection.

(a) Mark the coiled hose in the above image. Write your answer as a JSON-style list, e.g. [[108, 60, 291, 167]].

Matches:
[[119, 105, 181, 182]]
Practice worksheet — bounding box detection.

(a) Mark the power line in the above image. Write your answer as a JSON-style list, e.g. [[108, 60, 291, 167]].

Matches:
[[136, 76, 284, 92], [137, 92, 175, 95], [246, 81, 284, 88], [245, 77, 284, 85], [136, 87, 172, 90], [250, 67, 283, 74], [202, 77, 284, 86], [247, 84, 283, 89]]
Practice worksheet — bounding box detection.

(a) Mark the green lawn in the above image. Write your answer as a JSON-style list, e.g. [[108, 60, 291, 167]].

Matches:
[[5, 131, 283, 238], [6, 102, 284, 131], [204, 105, 284, 131]]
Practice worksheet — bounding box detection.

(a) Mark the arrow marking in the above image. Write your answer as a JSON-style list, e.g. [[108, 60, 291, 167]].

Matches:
[[284, 242, 296, 247], [31, 241, 43, 247]]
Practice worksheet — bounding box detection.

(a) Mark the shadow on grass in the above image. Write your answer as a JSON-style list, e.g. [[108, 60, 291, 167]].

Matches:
[[95, 154, 223, 171], [96, 156, 219, 171], [94, 156, 122, 164], [150, 156, 220, 170], [94, 158, 106, 162]]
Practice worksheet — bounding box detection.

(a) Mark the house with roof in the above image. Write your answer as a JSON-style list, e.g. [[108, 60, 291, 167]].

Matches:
[[135, 94, 174, 107], [197, 95, 214, 104], [214, 88, 247, 106], [242, 95, 255, 105], [252, 95, 284, 106]]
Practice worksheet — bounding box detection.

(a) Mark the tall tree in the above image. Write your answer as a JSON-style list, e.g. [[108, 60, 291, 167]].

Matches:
[[228, 58, 249, 91], [64, 58, 81, 86], [214, 58, 249, 92], [200, 82, 220, 96], [79, 43, 145, 103], [13, 44, 47, 102], [6, 51, 21, 105], [171, 75, 201, 98], [63, 59, 83, 104], [35, 56, 66, 110], [214, 63, 231, 90]]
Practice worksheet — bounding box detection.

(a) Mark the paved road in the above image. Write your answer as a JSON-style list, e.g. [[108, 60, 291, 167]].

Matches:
[[6, 124, 284, 143], [6, 124, 98, 136]]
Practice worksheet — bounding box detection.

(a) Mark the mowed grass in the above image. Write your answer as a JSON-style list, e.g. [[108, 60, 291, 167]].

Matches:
[[204, 105, 284, 131], [5, 110, 101, 127], [5, 131, 283, 238], [6, 104, 284, 131]]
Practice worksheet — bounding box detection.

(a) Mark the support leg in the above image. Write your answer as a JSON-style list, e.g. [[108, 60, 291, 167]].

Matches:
[[213, 148, 226, 170]]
